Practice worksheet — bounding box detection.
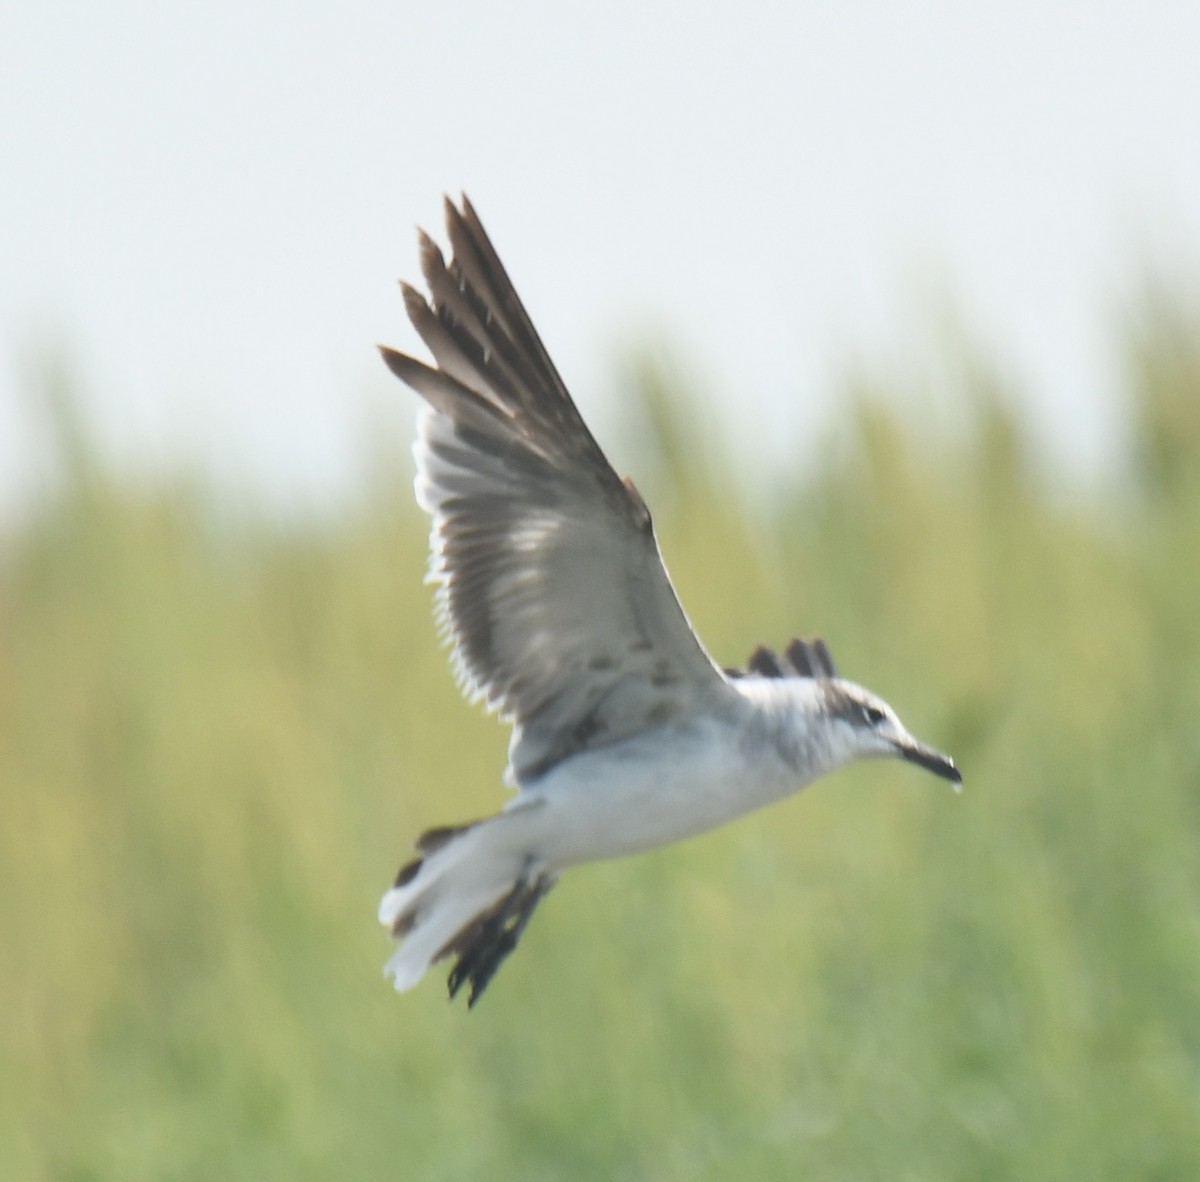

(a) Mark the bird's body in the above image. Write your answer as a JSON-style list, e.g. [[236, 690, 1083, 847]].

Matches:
[[378, 197, 960, 1005], [523, 678, 827, 864]]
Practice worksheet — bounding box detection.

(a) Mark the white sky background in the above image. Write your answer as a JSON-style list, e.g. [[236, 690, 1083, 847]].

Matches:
[[2, 1, 1200, 516]]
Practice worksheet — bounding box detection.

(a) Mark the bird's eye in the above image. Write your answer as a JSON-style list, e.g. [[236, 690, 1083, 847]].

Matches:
[[861, 704, 886, 726]]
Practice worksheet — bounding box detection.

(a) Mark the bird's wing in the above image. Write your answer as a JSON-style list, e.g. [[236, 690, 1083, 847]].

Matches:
[[724, 638, 838, 681], [381, 196, 732, 785]]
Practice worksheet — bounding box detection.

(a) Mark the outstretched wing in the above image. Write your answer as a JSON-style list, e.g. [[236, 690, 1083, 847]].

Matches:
[[381, 196, 731, 785]]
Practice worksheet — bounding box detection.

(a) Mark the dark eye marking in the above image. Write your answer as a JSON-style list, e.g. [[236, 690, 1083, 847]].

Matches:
[[861, 704, 886, 726]]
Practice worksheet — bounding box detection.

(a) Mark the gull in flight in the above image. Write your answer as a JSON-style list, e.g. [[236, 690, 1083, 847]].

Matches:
[[378, 196, 961, 1006]]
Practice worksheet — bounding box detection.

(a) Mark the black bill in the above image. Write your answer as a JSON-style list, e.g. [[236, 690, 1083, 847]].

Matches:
[[897, 739, 962, 788]]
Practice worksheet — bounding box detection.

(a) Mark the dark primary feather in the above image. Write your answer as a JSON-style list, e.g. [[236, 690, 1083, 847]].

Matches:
[[380, 196, 731, 784], [786, 637, 837, 678], [727, 637, 838, 681]]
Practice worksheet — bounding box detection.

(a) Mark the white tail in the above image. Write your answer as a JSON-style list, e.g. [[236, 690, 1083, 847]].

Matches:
[[379, 813, 556, 1006]]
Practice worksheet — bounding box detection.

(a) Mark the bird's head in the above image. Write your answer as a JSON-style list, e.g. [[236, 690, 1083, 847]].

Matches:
[[822, 680, 962, 789]]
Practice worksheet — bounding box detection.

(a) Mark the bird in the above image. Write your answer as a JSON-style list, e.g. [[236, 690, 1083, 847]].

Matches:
[[377, 195, 961, 1007]]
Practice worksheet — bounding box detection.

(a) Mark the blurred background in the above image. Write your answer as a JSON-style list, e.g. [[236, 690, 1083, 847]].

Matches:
[[3, 2, 1200, 1178]]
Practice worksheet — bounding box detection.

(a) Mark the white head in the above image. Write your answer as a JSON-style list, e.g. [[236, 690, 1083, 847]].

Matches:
[[729, 638, 961, 789], [819, 678, 962, 789]]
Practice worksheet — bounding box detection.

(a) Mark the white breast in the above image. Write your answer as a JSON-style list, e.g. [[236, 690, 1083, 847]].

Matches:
[[513, 705, 813, 869]]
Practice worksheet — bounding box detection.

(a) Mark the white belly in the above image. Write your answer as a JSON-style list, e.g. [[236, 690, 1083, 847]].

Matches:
[[511, 715, 803, 869]]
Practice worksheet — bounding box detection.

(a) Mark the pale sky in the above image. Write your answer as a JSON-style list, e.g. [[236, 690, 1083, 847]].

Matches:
[[3, 1, 1200, 516]]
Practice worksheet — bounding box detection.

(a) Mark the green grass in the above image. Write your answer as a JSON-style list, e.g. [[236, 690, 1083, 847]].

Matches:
[[3, 303, 1200, 1180]]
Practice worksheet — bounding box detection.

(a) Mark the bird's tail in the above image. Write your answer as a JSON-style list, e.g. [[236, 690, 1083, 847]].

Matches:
[[378, 811, 556, 1006]]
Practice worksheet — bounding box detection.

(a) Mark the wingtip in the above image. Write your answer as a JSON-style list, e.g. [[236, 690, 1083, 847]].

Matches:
[[443, 191, 491, 261], [442, 192, 464, 232], [397, 281, 437, 335], [417, 230, 449, 290], [399, 278, 426, 307], [378, 343, 424, 385]]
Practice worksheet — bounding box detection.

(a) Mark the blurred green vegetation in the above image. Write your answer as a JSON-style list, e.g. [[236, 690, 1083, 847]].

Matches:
[[2, 296, 1200, 1181]]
